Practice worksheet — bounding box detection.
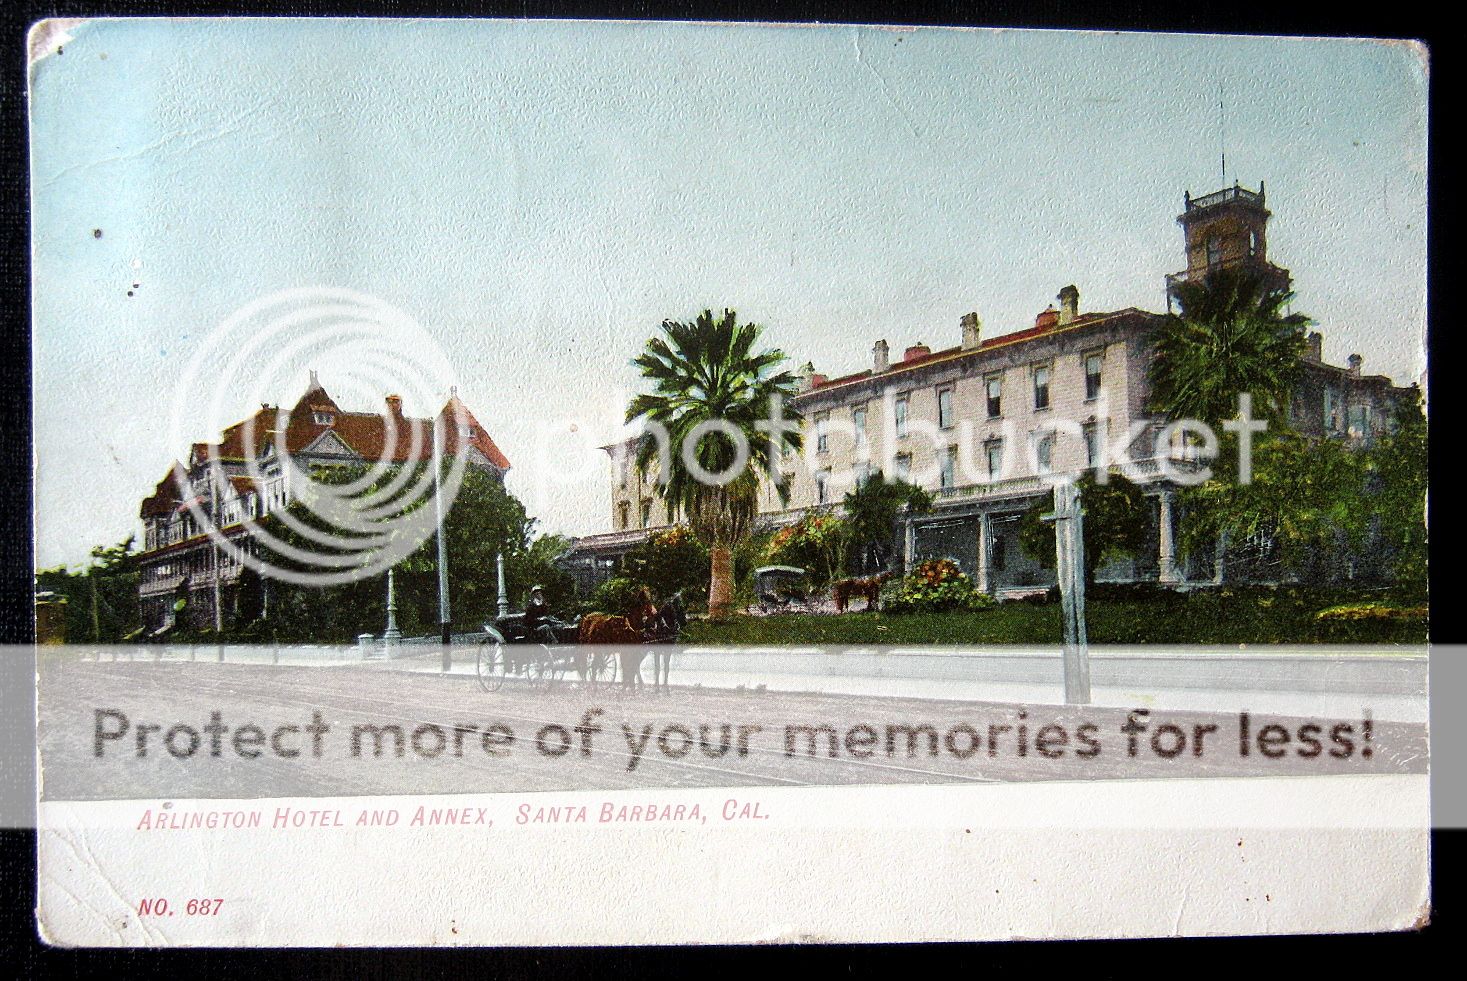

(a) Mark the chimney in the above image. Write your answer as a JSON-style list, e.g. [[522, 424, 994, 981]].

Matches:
[[385, 394, 404, 417], [903, 342, 931, 363], [307, 369, 321, 391], [1035, 305, 1059, 331], [1306, 332, 1323, 362], [873, 339, 889, 373], [795, 361, 816, 393], [1347, 354, 1363, 377], [1057, 285, 1079, 326], [961, 312, 982, 350]]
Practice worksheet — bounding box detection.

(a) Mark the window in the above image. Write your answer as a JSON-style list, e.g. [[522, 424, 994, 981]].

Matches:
[[313, 411, 334, 426], [984, 439, 1004, 481], [1035, 434, 1053, 475], [1324, 388, 1342, 433], [854, 462, 871, 488], [1084, 353, 1103, 400], [1206, 235, 1222, 267], [816, 470, 831, 504], [894, 395, 909, 438], [640, 502, 651, 528], [618, 502, 630, 529], [939, 447, 956, 490], [815, 412, 829, 454], [1248, 229, 1259, 256], [1349, 404, 1373, 441], [985, 375, 1002, 418], [894, 453, 912, 481], [618, 456, 629, 490], [937, 386, 954, 429], [1033, 365, 1051, 411], [1083, 423, 1101, 468], [991, 536, 1006, 572], [852, 405, 867, 446]]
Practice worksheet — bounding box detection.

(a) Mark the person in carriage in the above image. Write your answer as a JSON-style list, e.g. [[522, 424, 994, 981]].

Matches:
[[522, 585, 567, 644]]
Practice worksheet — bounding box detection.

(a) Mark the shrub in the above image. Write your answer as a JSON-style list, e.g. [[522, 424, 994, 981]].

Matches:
[[1311, 602, 1428, 643], [622, 524, 709, 601], [589, 577, 645, 616], [1313, 602, 1429, 622], [885, 559, 996, 614], [1086, 582, 1182, 604], [765, 510, 851, 589]]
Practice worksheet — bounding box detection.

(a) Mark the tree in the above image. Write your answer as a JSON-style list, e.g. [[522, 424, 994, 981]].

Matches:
[[1150, 267, 1311, 429], [626, 309, 803, 619], [1018, 473, 1150, 585], [841, 472, 932, 574], [35, 536, 141, 642], [256, 463, 566, 642], [622, 525, 710, 602], [1178, 432, 1366, 583], [1362, 390, 1427, 598], [764, 509, 850, 589]]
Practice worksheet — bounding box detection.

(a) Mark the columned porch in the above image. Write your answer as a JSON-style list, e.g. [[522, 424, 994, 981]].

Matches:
[[901, 479, 1221, 595]]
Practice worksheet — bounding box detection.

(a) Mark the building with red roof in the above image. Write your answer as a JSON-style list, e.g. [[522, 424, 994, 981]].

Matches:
[[136, 374, 509, 633], [563, 183, 1416, 597]]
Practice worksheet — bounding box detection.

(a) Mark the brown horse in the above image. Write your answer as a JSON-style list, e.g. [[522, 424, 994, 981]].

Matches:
[[832, 572, 892, 612], [576, 589, 657, 691]]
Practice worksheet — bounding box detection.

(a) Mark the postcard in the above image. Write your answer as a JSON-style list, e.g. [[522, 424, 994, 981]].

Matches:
[[27, 18, 1429, 945]]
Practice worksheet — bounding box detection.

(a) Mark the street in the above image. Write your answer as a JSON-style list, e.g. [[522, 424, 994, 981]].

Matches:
[[37, 655, 1427, 802]]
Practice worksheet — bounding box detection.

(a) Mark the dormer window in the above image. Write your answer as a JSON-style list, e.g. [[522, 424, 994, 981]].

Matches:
[[313, 412, 334, 426], [1206, 235, 1222, 268]]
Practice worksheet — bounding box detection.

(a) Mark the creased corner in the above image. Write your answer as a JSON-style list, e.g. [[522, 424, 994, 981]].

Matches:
[[27, 19, 86, 75]]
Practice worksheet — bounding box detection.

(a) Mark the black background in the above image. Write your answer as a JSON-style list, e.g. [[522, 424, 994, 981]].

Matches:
[[1, 0, 1454, 973]]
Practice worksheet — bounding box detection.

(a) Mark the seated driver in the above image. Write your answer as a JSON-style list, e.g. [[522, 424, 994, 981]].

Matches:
[[523, 585, 562, 643]]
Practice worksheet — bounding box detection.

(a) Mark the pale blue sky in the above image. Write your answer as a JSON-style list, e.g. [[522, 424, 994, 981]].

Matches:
[[30, 19, 1428, 569]]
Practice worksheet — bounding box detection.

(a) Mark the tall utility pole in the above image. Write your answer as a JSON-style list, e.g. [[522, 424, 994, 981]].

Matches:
[[210, 475, 223, 632], [1044, 482, 1091, 704], [432, 411, 452, 670]]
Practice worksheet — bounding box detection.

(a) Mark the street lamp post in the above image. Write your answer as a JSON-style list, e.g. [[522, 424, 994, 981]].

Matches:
[[496, 552, 510, 618], [432, 410, 452, 670], [383, 567, 402, 655]]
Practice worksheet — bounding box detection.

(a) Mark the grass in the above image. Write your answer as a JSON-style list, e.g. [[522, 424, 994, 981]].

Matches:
[[681, 598, 1429, 647]]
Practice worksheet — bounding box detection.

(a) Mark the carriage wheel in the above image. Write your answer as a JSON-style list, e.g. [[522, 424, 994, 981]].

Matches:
[[476, 637, 507, 692], [586, 651, 617, 690]]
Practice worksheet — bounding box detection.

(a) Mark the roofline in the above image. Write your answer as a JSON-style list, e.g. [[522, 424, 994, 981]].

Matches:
[[794, 307, 1160, 400]]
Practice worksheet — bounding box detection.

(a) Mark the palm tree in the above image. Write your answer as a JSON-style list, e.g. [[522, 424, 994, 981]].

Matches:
[[627, 309, 803, 619], [1151, 268, 1314, 582], [842, 472, 932, 574], [1150, 267, 1311, 429]]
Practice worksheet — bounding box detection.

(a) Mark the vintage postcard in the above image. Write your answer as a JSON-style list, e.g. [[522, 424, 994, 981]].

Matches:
[[27, 19, 1429, 945]]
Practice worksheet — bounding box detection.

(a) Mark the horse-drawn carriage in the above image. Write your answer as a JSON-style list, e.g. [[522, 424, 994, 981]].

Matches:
[[753, 565, 810, 613], [475, 593, 686, 693]]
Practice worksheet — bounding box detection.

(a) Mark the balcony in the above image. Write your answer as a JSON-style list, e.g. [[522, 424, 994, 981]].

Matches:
[[1184, 184, 1263, 213], [930, 456, 1209, 506], [1165, 257, 1290, 295]]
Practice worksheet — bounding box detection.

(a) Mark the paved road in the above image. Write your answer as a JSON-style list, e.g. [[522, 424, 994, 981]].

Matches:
[[37, 658, 1427, 802]]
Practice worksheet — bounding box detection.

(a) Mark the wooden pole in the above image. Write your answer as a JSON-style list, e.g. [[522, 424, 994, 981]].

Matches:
[[1046, 483, 1091, 704]]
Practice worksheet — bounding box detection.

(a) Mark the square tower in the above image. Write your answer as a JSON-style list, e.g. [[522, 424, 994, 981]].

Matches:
[[1166, 181, 1291, 308]]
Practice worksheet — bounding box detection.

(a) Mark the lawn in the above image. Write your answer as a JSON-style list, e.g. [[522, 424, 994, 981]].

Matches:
[[682, 597, 1428, 647]]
